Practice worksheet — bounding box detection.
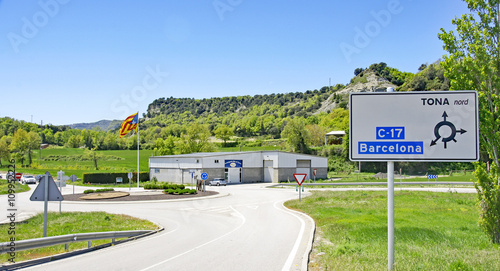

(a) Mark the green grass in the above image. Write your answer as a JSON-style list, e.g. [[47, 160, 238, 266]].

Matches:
[[286, 191, 500, 271], [1, 148, 155, 180], [0, 179, 30, 195], [325, 172, 477, 183], [34, 148, 154, 170], [0, 212, 158, 263]]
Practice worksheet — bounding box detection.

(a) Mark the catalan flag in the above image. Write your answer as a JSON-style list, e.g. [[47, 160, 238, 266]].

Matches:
[[119, 112, 139, 138]]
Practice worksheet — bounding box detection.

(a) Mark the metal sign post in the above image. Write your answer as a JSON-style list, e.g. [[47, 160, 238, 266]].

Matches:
[[57, 170, 64, 214], [43, 172, 49, 237], [201, 172, 208, 192], [190, 169, 195, 188], [70, 175, 77, 195], [128, 172, 133, 191], [30, 171, 63, 237], [388, 161, 394, 269], [386, 88, 395, 270], [293, 173, 307, 202]]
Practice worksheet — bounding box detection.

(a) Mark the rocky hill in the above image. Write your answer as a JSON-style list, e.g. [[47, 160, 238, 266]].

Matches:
[[338, 71, 398, 94]]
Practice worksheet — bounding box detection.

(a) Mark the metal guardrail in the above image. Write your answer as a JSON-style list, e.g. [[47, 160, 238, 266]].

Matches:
[[0, 230, 153, 254]]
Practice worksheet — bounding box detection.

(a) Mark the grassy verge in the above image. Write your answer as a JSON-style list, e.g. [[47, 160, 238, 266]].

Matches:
[[0, 179, 30, 195], [285, 190, 500, 271], [323, 172, 477, 183], [0, 212, 158, 263]]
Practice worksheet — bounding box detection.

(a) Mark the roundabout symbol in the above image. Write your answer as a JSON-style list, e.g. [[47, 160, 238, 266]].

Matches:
[[430, 111, 467, 149], [200, 172, 208, 180]]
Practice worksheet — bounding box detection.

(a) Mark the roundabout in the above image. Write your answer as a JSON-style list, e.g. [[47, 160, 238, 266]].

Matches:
[[62, 190, 219, 202]]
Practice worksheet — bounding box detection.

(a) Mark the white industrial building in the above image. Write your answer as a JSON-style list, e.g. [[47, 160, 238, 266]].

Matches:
[[149, 151, 328, 184]]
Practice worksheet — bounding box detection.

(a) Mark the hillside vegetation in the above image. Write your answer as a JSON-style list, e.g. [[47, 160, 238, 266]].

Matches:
[[0, 61, 467, 173]]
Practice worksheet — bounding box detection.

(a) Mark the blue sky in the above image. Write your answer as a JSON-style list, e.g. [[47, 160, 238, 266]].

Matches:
[[0, 0, 470, 125]]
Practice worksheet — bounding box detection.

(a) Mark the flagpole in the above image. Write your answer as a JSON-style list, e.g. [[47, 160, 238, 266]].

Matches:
[[137, 112, 140, 189]]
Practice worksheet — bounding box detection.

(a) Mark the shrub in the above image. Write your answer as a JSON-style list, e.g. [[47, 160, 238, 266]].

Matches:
[[95, 188, 114, 193], [83, 172, 149, 184], [83, 189, 95, 194], [188, 189, 197, 194], [145, 183, 188, 190], [165, 189, 175, 194], [144, 184, 163, 190], [174, 188, 183, 194], [474, 162, 500, 244]]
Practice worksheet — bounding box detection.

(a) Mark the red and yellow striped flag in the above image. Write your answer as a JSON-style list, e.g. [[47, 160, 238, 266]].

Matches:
[[119, 112, 138, 138]]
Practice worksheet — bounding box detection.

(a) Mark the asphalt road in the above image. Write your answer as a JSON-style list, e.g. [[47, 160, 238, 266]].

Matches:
[[1, 183, 314, 271]]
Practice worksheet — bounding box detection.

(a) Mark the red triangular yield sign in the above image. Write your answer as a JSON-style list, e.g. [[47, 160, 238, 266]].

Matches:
[[293, 173, 307, 186]]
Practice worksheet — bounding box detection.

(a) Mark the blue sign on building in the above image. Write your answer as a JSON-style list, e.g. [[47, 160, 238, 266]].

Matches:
[[225, 160, 243, 168]]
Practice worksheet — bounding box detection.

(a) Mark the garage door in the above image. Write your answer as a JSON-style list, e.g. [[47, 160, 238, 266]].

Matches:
[[264, 160, 273, 182], [228, 168, 241, 183], [296, 160, 311, 180]]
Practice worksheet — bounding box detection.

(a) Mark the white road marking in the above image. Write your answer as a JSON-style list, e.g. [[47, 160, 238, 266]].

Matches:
[[274, 200, 305, 271], [139, 206, 246, 271]]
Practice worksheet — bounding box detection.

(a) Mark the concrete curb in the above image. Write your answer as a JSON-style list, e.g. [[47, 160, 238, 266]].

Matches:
[[282, 204, 316, 271]]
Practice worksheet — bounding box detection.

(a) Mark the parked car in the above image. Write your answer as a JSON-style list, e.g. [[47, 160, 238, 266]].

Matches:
[[21, 174, 37, 185], [209, 178, 227, 186], [6, 172, 15, 181]]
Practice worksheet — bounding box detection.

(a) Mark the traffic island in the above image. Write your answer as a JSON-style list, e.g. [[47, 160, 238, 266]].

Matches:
[[63, 190, 219, 202], [79, 192, 130, 200]]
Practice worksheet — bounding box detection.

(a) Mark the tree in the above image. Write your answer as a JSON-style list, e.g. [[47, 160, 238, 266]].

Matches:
[[155, 136, 176, 155], [407, 75, 427, 91], [54, 131, 64, 146], [178, 123, 215, 154], [354, 68, 364, 76], [0, 137, 10, 167], [438, 0, 500, 243], [84, 147, 103, 170], [26, 131, 41, 166], [81, 129, 94, 149], [103, 133, 119, 150], [10, 129, 28, 166], [438, 0, 500, 167], [281, 118, 311, 153], [65, 135, 82, 148], [42, 129, 54, 144], [306, 124, 326, 147], [214, 125, 234, 147]]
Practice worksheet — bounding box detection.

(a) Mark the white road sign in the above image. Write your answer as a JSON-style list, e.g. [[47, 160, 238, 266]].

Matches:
[[350, 91, 479, 162], [30, 174, 64, 201]]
